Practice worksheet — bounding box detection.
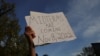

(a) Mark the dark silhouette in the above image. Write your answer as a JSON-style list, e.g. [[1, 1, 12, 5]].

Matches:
[[43, 54, 48, 56], [92, 43, 100, 56], [76, 46, 95, 56]]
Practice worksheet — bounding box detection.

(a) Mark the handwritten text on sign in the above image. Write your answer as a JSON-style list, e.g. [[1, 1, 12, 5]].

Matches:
[[25, 12, 76, 45]]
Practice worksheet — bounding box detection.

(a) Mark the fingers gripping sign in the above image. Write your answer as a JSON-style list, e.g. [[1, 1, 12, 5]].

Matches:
[[25, 26, 36, 39]]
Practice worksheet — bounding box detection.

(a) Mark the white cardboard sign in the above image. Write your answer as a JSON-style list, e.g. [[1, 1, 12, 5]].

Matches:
[[25, 11, 76, 45]]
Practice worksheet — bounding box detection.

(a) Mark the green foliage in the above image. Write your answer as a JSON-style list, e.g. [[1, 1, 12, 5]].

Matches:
[[76, 46, 95, 56], [0, 0, 29, 56]]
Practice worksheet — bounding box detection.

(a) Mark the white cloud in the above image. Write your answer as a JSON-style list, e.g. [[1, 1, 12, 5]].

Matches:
[[83, 19, 100, 37], [66, 0, 100, 38], [71, 51, 81, 56]]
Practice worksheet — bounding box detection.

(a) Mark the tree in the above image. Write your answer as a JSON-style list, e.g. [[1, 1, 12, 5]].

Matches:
[[76, 46, 95, 56], [0, 0, 29, 56]]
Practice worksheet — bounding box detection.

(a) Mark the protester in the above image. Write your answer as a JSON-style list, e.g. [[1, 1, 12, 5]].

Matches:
[[25, 26, 37, 56]]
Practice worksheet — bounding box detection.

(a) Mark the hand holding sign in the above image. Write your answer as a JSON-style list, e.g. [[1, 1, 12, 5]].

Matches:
[[25, 11, 76, 45], [25, 26, 36, 38]]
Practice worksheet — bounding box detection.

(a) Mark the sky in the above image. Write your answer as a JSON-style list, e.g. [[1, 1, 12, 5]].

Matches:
[[7, 0, 100, 56]]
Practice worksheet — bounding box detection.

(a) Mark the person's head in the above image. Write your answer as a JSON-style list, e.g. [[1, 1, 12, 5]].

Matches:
[[36, 53, 38, 56], [43, 54, 48, 56]]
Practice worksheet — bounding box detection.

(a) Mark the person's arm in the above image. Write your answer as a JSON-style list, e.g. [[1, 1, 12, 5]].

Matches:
[[28, 36, 36, 56], [25, 26, 36, 56]]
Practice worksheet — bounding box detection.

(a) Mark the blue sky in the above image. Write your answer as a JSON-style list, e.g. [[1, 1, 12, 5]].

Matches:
[[7, 0, 100, 56]]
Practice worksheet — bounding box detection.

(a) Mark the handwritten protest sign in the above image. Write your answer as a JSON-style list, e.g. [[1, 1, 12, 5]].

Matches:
[[25, 11, 76, 45]]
